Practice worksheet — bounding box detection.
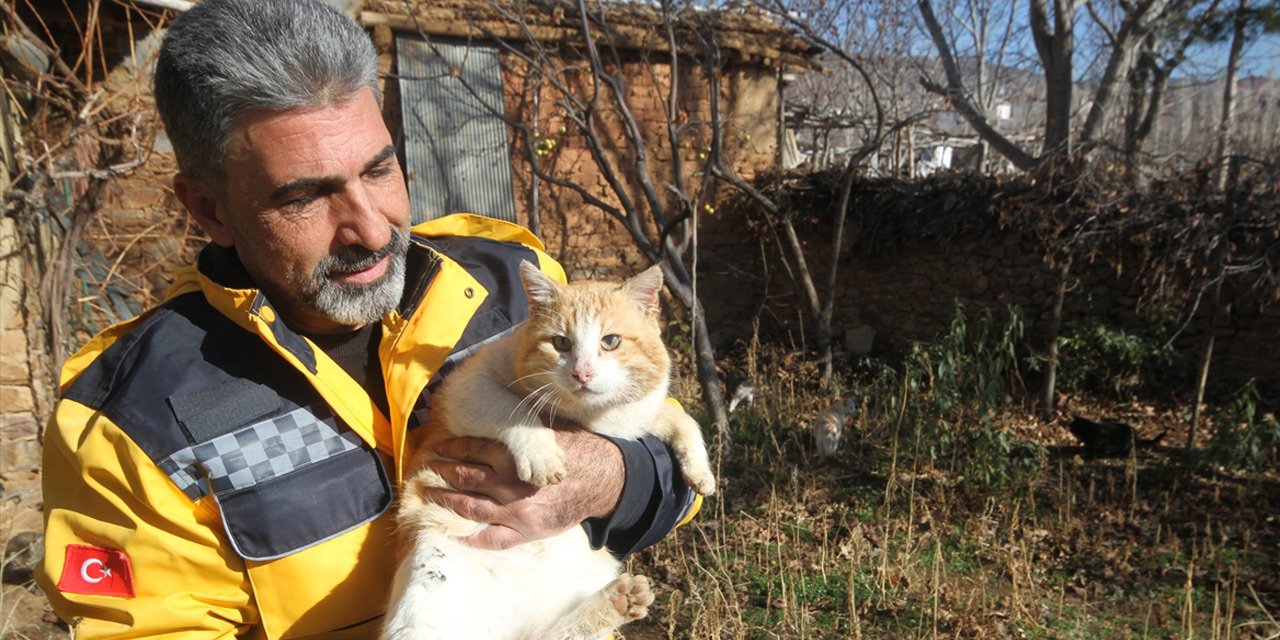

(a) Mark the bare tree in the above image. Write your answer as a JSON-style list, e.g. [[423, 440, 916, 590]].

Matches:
[[1215, 0, 1250, 188], [1078, 0, 1181, 153], [723, 0, 936, 387], [382, 0, 820, 452], [1, 1, 165, 427], [914, 0, 1026, 168], [917, 0, 1042, 169], [1119, 0, 1223, 183], [916, 0, 1233, 173]]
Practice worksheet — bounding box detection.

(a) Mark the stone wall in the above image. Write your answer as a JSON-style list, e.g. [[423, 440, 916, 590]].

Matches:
[[0, 213, 44, 473], [529, 154, 1279, 395], [675, 210, 1280, 396], [0, 125, 53, 474]]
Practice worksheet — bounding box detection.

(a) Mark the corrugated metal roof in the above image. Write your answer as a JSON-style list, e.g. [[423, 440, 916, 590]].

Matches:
[[396, 35, 516, 224]]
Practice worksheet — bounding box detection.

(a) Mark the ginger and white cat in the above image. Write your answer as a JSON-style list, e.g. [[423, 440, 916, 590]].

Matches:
[[381, 262, 715, 640]]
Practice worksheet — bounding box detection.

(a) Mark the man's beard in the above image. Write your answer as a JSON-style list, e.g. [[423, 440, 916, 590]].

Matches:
[[293, 226, 409, 326]]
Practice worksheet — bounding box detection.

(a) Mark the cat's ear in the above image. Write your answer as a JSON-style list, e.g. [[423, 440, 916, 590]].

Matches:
[[519, 260, 560, 307], [623, 264, 664, 316]]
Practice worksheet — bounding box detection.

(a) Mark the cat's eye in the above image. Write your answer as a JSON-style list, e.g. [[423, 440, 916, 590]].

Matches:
[[601, 334, 622, 351], [551, 335, 572, 352]]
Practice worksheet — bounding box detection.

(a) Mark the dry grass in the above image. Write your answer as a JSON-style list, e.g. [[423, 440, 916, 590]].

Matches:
[[626, 341, 1280, 639], [5, 335, 1277, 639]]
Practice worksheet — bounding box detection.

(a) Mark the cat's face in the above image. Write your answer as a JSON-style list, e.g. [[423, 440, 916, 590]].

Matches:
[[516, 263, 670, 411], [839, 397, 859, 417]]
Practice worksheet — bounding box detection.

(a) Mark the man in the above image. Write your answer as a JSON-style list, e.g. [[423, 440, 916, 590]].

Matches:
[[36, 0, 699, 636]]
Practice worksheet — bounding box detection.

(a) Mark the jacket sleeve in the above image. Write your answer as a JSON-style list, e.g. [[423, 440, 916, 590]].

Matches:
[[38, 399, 258, 637], [584, 433, 702, 558]]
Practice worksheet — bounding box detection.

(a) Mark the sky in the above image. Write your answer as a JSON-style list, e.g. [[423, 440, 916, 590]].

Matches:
[[1179, 32, 1280, 78], [890, 0, 1280, 81]]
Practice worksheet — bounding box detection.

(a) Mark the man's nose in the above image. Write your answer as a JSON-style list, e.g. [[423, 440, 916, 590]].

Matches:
[[334, 184, 391, 249]]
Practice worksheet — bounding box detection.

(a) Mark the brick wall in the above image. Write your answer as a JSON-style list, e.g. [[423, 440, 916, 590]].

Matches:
[[497, 56, 779, 279]]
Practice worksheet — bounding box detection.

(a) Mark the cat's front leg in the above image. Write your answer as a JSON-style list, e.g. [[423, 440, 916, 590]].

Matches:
[[501, 423, 569, 486], [652, 404, 717, 496]]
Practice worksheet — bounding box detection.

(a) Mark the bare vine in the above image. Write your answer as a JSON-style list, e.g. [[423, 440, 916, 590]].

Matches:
[[2, 0, 174, 426]]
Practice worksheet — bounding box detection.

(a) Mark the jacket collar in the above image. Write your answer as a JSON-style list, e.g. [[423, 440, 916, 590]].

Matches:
[[192, 245, 318, 373], [197, 244, 257, 290]]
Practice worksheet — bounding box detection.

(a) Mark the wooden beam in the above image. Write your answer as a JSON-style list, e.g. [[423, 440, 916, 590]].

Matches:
[[360, 10, 817, 71]]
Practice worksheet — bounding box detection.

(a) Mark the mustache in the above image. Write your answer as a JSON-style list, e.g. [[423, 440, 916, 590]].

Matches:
[[316, 227, 409, 278]]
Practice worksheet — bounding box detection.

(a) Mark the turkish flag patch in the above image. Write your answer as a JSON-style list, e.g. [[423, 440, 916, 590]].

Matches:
[[57, 544, 136, 598]]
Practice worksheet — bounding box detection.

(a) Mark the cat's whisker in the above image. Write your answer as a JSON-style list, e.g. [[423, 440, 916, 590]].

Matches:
[[508, 371, 554, 389], [529, 386, 562, 423], [525, 379, 563, 417], [514, 382, 557, 421], [521, 385, 556, 417], [546, 398, 561, 429]]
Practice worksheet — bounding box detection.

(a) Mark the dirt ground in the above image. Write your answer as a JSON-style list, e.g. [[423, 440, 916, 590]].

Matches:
[[1, 456, 68, 639]]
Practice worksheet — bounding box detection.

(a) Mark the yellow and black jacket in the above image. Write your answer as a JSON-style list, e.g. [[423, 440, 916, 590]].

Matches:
[[38, 214, 699, 638]]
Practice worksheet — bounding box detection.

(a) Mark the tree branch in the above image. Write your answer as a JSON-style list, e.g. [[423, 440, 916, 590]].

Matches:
[[918, 0, 1038, 170]]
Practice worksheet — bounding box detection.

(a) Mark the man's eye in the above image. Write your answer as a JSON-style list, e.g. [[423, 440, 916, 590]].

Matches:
[[366, 164, 392, 179], [280, 194, 317, 210], [551, 335, 572, 352], [601, 334, 621, 351]]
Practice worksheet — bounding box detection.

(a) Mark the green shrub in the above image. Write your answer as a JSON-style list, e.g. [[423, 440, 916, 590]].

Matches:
[[1205, 380, 1280, 472], [1055, 321, 1176, 396], [856, 303, 1039, 491]]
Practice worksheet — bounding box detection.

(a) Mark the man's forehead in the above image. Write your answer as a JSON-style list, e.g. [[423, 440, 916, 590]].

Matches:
[[223, 91, 392, 180]]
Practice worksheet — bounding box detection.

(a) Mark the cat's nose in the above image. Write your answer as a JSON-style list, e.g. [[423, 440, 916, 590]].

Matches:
[[572, 365, 594, 384]]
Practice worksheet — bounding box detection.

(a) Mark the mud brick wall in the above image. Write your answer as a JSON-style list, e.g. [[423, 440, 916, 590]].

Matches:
[[499, 58, 780, 281], [81, 144, 200, 314]]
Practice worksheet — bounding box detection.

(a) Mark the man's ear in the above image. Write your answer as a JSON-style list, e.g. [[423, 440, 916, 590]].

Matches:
[[173, 174, 235, 247]]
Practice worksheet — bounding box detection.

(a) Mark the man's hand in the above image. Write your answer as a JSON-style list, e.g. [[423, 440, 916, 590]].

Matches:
[[424, 428, 625, 550]]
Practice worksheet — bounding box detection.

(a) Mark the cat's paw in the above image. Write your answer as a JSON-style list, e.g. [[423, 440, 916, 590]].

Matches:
[[685, 470, 717, 496], [513, 446, 569, 486], [676, 447, 716, 496], [606, 573, 654, 622]]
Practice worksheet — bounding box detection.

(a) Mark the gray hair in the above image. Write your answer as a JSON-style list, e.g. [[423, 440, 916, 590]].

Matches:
[[153, 0, 380, 184]]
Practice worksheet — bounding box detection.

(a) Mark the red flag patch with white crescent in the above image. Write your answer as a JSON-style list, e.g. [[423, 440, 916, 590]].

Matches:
[[57, 544, 136, 598]]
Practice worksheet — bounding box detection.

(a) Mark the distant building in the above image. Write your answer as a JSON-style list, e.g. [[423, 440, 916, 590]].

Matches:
[[784, 52, 1278, 174]]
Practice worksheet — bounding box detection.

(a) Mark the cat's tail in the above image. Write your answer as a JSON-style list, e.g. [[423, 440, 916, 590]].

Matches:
[[1138, 430, 1167, 448]]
